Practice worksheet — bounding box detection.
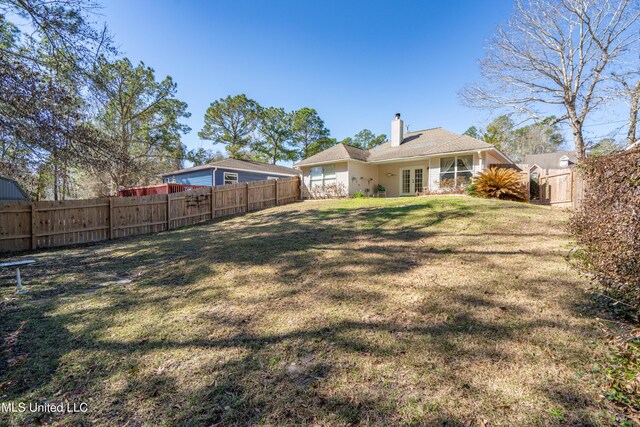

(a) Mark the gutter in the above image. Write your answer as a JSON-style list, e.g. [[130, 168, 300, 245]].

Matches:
[[296, 148, 511, 168], [366, 148, 497, 165], [294, 158, 367, 168]]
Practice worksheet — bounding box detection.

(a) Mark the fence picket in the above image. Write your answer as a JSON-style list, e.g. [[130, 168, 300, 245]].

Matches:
[[0, 177, 300, 253]]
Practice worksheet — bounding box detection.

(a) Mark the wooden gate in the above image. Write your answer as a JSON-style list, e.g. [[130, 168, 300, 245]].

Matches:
[[539, 170, 574, 207]]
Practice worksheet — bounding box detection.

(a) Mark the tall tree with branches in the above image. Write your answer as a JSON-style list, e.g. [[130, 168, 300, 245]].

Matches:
[[255, 107, 295, 164], [462, 0, 640, 157], [291, 107, 329, 160], [92, 57, 190, 190], [199, 94, 262, 159], [0, 0, 115, 198]]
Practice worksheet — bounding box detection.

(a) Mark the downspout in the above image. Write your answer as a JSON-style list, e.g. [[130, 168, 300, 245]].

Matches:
[[211, 167, 217, 186], [347, 161, 351, 197]]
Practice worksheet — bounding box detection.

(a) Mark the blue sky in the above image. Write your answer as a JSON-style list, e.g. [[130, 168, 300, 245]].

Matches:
[[100, 0, 624, 160]]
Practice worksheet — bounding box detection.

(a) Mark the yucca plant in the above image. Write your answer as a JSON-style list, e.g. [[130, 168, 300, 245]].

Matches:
[[473, 167, 526, 200]]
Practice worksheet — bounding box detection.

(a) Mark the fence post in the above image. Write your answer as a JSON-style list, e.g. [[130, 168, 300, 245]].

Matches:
[[166, 193, 171, 231], [569, 169, 574, 205], [246, 183, 250, 212], [108, 197, 113, 240], [275, 179, 279, 205], [30, 203, 36, 250], [211, 186, 215, 220]]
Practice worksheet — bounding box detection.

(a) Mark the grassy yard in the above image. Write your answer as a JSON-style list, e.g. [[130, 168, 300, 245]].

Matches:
[[0, 197, 616, 426]]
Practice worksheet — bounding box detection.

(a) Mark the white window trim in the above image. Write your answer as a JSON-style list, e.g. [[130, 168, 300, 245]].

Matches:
[[440, 155, 474, 188], [223, 172, 239, 185], [398, 167, 425, 195], [309, 165, 337, 188], [267, 176, 279, 180]]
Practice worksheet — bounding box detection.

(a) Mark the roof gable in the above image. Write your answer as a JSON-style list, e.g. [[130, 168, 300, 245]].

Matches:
[[294, 143, 369, 167]]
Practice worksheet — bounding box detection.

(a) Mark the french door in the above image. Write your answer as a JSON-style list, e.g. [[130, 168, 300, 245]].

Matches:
[[399, 167, 424, 195]]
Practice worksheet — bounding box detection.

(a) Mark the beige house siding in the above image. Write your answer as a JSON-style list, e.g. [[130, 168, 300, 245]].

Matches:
[[347, 161, 378, 196], [298, 151, 492, 198], [485, 151, 504, 167], [377, 160, 430, 197]]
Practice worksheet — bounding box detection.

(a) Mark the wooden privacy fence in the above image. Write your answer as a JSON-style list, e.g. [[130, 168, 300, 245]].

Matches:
[[0, 177, 300, 253]]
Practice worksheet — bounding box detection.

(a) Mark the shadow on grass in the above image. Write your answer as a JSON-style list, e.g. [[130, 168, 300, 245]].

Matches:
[[0, 199, 605, 425]]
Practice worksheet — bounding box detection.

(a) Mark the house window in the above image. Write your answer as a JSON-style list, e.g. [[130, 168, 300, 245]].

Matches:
[[309, 165, 336, 188], [440, 155, 473, 188], [223, 172, 238, 185]]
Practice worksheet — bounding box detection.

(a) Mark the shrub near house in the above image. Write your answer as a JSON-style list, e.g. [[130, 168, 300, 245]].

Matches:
[[473, 167, 526, 201]]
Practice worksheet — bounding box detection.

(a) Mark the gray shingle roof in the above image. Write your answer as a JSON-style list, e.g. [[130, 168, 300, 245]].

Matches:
[[367, 128, 494, 161], [162, 158, 299, 177], [523, 151, 577, 170], [294, 143, 370, 167], [294, 128, 497, 167]]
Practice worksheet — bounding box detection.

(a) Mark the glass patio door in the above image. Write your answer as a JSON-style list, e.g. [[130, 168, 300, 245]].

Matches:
[[399, 168, 425, 195]]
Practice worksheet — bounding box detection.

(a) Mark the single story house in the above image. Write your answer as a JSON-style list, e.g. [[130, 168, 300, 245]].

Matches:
[[523, 151, 577, 176], [0, 176, 29, 201], [161, 158, 299, 187], [294, 114, 514, 198]]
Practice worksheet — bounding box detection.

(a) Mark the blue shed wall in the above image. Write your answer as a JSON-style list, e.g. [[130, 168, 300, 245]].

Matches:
[[214, 168, 286, 184], [163, 167, 295, 187], [163, 169, 212, 186]]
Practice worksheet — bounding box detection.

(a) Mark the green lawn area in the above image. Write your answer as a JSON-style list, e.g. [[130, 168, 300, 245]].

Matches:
[[0, 196, 614, 425]]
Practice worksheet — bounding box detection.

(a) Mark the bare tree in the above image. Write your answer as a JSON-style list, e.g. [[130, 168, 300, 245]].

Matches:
[[612, 72, 640, 145], [462, 0, 640, 157]]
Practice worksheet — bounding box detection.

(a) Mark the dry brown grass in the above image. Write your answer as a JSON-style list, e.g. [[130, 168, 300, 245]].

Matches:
[[0, 196, 615, 426]]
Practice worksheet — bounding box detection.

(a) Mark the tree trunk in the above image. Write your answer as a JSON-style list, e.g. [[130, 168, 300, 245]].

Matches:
[[53, 146, 59, 201], [573, 129, 586, 158], [627, 81, 640, 146], [566, 104, 586, 157]]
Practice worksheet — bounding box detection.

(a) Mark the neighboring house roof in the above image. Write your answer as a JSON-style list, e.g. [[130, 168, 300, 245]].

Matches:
[[161, 158, 299, 177], [294, 127, 510, 167], [523, 151, 578, 170], [0, 176, 29, 201]]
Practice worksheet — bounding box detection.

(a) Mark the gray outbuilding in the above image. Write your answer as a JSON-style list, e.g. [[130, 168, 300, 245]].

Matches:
[[0, 177, 29, 202]]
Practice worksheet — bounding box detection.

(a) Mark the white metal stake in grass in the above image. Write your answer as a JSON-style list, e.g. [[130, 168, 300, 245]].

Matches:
[[0, 260, 36, 295], [16, 267, 25, 294]]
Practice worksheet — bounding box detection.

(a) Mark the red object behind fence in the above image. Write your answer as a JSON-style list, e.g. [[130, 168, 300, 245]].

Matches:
[[117, 183, 207, 197]]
